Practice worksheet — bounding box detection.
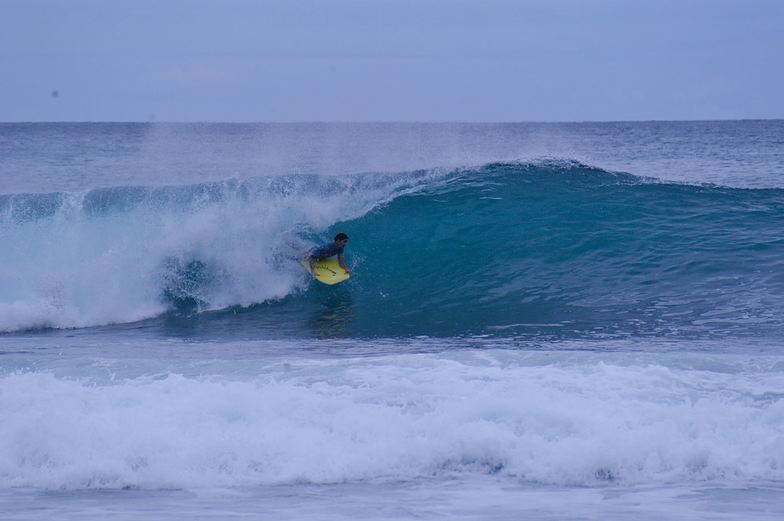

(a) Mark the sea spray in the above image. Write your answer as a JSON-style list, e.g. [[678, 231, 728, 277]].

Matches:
[[0, 171, 438, 331]]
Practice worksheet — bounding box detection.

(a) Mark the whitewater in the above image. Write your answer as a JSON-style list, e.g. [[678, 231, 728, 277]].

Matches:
[[1, 121, 783, 520]]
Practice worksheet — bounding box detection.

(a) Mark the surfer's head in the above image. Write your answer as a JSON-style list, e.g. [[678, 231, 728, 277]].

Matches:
[[334, 232, 349, 246]]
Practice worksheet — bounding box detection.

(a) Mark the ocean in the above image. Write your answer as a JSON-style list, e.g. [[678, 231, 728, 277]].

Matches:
[[1, 121, 783, 520]]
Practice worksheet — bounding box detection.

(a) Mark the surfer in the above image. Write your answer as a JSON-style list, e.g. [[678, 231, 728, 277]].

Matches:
[[308, 233, 351, 278]]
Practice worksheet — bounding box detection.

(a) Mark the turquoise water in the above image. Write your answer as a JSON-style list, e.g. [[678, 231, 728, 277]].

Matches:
[[1, 122, 783, 520], [3, 160, 783, 340]]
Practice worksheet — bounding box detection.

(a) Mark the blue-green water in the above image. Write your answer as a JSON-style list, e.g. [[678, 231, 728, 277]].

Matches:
[[1, 122, 783, 520], [3, 159, 783, 341]]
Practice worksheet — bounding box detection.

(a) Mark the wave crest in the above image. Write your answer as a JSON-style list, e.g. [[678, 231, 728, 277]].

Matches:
[[2, 161, 783, 337]]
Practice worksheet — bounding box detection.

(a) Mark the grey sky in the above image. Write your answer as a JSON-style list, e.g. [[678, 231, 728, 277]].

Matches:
[[1, 0, 782, 122]]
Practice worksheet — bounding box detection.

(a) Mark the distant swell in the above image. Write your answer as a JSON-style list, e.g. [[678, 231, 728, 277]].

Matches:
[[2, 161, 784, 339]]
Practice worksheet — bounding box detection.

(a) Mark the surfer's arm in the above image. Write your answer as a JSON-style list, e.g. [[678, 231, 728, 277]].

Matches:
[[308, 256, 319, 277], [338, 252, 351, 275]]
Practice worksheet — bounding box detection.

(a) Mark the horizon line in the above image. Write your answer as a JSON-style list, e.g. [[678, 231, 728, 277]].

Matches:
[[1, 118, 783, 125]]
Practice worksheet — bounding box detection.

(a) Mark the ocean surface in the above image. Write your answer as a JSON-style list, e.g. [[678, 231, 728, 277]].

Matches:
[[1, 121, 783, 520]]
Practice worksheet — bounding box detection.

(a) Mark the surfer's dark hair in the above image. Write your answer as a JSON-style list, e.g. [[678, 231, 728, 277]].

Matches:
[[334, 233, 349, 242]]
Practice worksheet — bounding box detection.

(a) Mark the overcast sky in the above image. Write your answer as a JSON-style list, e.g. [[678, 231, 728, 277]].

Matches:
[[1, 0, 782, 122]]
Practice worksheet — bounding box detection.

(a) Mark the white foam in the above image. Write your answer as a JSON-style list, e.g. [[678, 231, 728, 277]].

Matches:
[[2, 351, 782, 490], [0, 173, 432, 332]]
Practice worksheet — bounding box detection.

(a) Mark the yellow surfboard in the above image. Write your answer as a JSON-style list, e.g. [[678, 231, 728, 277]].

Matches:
[[302, 256, 351, 285]]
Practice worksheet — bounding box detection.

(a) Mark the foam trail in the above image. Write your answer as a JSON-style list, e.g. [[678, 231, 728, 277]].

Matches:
[[2, 351, 783, 489]]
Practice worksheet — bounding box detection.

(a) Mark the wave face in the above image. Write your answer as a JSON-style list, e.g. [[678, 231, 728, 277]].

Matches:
[[2, 161, 784, 338], [336, 162, 784, 339]]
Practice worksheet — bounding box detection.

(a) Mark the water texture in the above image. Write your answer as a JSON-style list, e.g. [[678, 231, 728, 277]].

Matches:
[[1, 122, 783, 520]]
